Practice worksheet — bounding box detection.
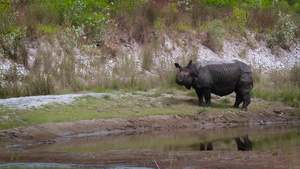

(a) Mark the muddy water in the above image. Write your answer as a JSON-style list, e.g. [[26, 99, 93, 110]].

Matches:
[[1, 124, 300, 168], [27, 124, 299, 153]]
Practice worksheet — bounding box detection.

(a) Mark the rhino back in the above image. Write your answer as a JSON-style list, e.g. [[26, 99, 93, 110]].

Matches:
[[193, 61, 242, 96], [207, 62, 241, 81], [235, 60, 252, 73]]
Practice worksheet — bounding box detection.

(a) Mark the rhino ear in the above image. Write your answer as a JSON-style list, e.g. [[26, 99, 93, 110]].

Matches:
[[175, 63, 181, 68], [187, 60, 193, 67]]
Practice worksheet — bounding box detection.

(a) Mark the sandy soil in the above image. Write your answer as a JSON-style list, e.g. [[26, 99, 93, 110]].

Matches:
[[0, 104, 299, 168]]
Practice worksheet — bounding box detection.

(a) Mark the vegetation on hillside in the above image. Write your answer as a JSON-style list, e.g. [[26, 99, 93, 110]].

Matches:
[[0, 0, 299, 107]]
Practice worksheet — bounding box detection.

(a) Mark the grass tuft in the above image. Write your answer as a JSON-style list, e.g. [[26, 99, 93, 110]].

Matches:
[[252, 65, 300, 107]]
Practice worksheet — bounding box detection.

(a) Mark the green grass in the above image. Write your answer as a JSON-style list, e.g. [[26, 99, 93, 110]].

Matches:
[[1, 79, 299, 130], [252, 84, 300, 108], [37, 25, 61, 35], [0, 91, 262, 130], [251, 65, 300, 108]]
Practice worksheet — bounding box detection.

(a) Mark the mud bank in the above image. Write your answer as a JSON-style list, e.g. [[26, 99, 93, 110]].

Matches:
[[0, 105, 299, 147]]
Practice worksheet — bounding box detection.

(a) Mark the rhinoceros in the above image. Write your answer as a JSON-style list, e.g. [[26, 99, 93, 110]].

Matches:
[[174, 60, 253, 111]]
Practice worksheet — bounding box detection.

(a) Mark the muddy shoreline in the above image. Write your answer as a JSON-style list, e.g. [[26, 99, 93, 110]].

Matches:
[[1, 106, 299, 147]]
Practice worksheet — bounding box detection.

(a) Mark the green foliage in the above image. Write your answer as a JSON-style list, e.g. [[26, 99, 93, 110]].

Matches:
[[162, 2, 180, 27], [37, 25, 61, 35], [232, 7, 247, 30], [202, 0, 234, 8], [91, 85, 107, 93], [0, 27, 27, 66], [0, 11, 18, 34], [292, 2, 300, 14], [171, 3, 179, 13], [60, 25, 85, 53], [270, 11, 297, 50], [108, 0, 145, 13], [201, 0, 278, 9], [0, 0, 11, 12], [42, 0, 111, 43], [43, 0, 107, 25], [244, 0, 274, 11]]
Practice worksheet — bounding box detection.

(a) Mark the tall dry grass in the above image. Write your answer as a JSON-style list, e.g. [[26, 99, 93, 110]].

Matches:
[[252, 65, 300, 107]]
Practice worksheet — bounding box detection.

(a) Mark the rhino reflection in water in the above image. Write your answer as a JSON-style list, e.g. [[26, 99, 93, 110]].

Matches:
[[200, 141, 213, 151], [234, 134, 253, 151], [192, 134, 253, 151], [175, 60, 253, 111]]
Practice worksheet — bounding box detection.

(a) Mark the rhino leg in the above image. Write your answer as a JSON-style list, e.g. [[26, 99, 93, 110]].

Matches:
[[241, 93, 251, 111], [203, 88, 211, 107], [195, 88, 204, 106], [233, 92, 243, 108]]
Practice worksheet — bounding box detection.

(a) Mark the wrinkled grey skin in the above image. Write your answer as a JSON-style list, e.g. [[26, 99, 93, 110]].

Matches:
[[175, 60, 253, 111]]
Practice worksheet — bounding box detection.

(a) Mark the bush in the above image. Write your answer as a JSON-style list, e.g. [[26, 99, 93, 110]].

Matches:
[[141, 45, 154, 71], [203, 20, 225, 54], [289, 65, 300, 87], [131, 2, 158, 43], [162, 3, 180, 27], [232, 7, 247, 31], [269, 11, 297, 50], [0, 0, 11, 12], [246, 9, 277, 32], [0, 27, 28, 66]]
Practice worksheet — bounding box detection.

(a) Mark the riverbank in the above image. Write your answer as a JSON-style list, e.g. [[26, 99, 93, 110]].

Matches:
[[1, 91, 299, 146], [0, 92, 299, 168]]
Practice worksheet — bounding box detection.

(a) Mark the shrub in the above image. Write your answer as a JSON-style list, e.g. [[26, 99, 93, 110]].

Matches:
[[141, 45, 154, 71], [0, 10, 18, 34], [203, 20, 225, 54], [0, 65, 24, 98], [131, 2, 158, 43], [246, 9, 277, 32], [162, 3, 180, 27], [269, 11, 297, 50], [60, 25, 85, 53], [0, 0, 11, 12], [24, 2, 58, 37], [190, 1, 210, 27], [232, 7, 247, 31], [26, 72, 54, 96], [0, 27, 28, 66], [289, 65, 300, 87]]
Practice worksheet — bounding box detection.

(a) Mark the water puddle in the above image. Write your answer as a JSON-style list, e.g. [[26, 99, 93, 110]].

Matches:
[[25, 124, 300, 152], [2, 123, 300, 168]]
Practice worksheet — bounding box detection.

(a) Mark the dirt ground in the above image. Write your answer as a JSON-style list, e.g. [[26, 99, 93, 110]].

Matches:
[[0, 105, 299, 168]]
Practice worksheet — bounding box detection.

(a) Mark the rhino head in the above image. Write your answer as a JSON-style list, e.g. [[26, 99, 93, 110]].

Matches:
[[174, 60, 197, 90]]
